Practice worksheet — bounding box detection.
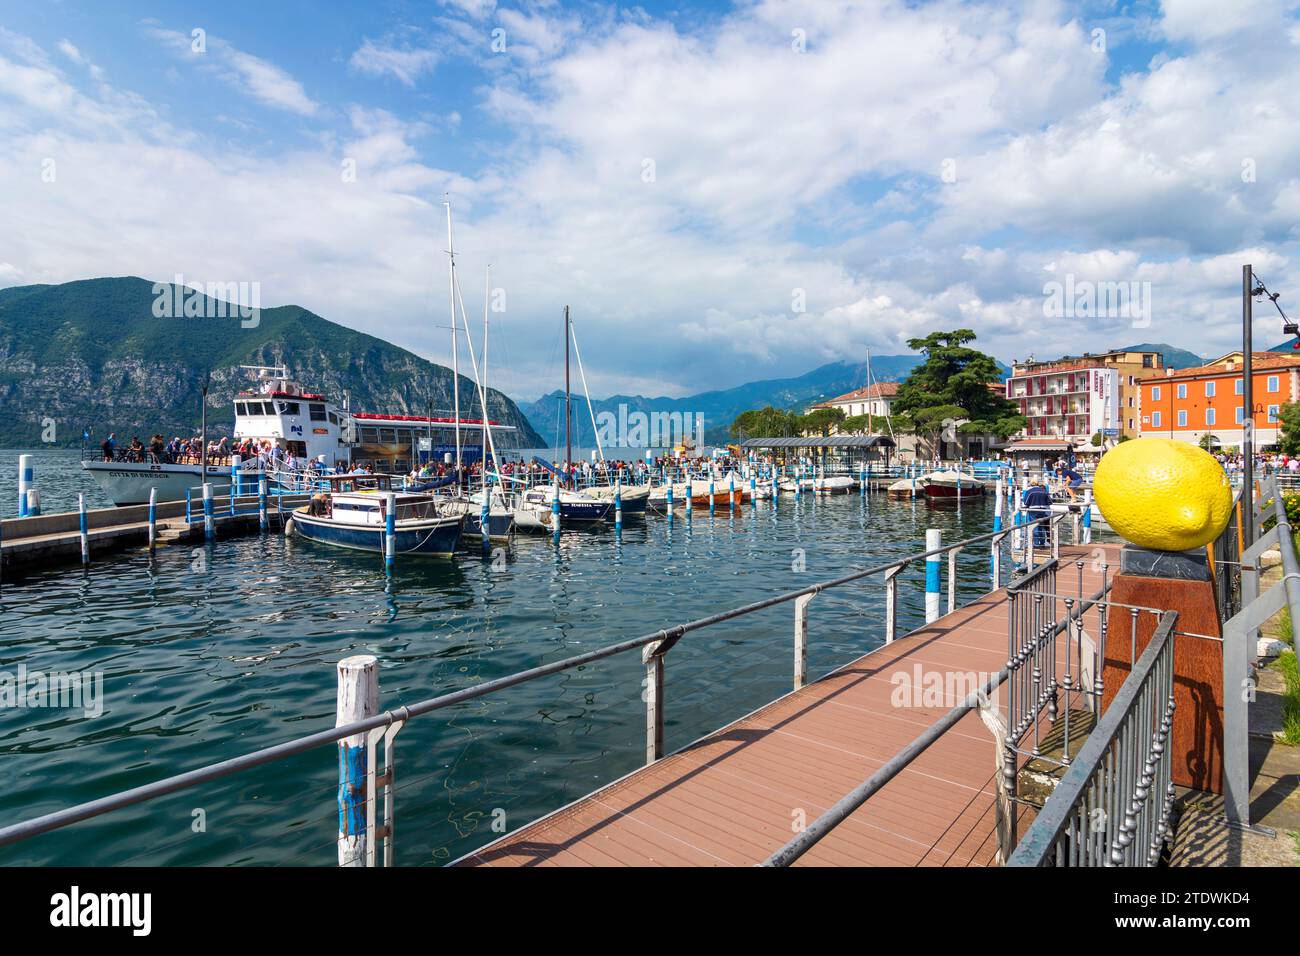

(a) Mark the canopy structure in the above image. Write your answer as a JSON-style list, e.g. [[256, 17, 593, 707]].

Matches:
[[738, 436, 896, 449]]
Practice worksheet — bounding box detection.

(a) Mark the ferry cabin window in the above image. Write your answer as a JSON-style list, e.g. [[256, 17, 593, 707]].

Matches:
[[310, 403, 327, 421], [359, 427, 380, 443], [277, 401, 301, 415], [328, 412, 339, 425], [379, 428, 397, 444], [235, 402, 248, 415]]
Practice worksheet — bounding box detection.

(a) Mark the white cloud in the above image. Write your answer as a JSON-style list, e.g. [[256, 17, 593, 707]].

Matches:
[[349, 37, 440, 86], [147, 27, 319, 116]]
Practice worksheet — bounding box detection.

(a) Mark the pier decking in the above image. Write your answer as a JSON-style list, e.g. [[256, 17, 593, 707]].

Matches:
[[460, 543, 1115, 867]]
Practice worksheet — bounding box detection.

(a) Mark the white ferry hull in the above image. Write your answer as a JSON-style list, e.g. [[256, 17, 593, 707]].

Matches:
[[82, 461, 263, 506]]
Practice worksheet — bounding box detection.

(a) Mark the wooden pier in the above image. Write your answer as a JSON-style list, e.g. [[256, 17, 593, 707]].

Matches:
[[458, 543, 1116, 867]]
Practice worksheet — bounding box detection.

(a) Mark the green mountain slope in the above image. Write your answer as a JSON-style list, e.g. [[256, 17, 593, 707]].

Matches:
[[0, 276, 543, 448], [1117, 342, 1206, 369]]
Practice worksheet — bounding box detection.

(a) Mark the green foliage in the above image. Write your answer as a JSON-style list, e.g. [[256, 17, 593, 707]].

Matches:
[[1271, 650, 1300, 746], [1279, 402, 1300, 457], [729, 405, 801, 439], [840, 413, 872, 434], [800, 406, 846, 437], [1198, 433, 1221, 451], [1091, 431, 1103, 447], [893, 329, 1023, 445]]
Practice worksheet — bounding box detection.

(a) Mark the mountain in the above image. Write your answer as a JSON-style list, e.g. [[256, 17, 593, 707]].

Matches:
[[0, 277, 544, 448], [522, 354, 1011, 447], [1117, 342, 1207, 369]]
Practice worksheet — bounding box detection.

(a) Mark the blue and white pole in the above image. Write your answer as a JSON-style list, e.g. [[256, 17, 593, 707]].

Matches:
[[385, 491, 397, 572], [925, 528, 942, 623], [709, 476, 715, 515], [666, 481, 674, 524], [615, 474, 623, 532], [203, 482, 215, 541], [149, 487, 158, 552], [728, 474, 735, 514], [685, 478, 693, 526], [17, 453, 33, 518], [480, 481, 491, 550], [258, 478, 268, 532], [795, 463, 803, 501], [991, 477, 1004, 584], [231, 456, 241, 499], [78, 493, 89, 565], [336, 654, 378, 867], [749, 470, 756, 502], [551, 480, 561, 535], [773, 465, 780, 503], [1082, 488, 1093, 544]]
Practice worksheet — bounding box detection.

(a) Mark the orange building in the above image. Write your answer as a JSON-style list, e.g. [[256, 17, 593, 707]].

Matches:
[[1137, 351, 1300, 448]]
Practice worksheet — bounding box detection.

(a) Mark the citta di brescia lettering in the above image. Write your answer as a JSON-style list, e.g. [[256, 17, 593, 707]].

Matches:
[[49, 886, 151, 936]]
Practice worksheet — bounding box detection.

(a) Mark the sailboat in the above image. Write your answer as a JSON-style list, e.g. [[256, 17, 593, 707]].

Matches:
[[432, 202, 516, 542], [516, 306, 615, 529]]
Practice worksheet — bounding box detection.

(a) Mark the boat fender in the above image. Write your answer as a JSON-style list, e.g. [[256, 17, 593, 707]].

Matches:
[[284, 515, 295, 537]]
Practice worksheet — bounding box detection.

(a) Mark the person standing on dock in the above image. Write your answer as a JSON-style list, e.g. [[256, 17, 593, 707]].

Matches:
[[1055, 459, 1083, 502], [1022, 477, 1052, 548]]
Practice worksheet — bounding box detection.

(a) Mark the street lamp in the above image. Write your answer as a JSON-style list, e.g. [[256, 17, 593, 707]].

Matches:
[[1242, 265, 1297, 546]]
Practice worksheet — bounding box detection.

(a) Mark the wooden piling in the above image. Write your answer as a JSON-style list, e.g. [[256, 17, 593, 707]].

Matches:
[[336, 655, 379, 867]]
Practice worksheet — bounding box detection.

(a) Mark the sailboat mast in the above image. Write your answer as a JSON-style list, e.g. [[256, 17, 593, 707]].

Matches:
[[482, 265, 490, 480], [866, 346, 873, 435], [564, 305, 572, 478], [445, 201, 462, 475]]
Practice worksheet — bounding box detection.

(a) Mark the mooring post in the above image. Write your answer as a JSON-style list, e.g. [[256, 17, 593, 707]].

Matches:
[[794, 592, 814, 689], [884, 564, 905, 643], [1082, 489, 1093, 544], [926, 528, 942, 623], [773, 466, 780, 503], [385, 491, 397, 572], [551, 480, 561, 535], [203, 482, 215, 541], [685, 478, 693, 526], [643, 641, 666, 763], [231, 455, 241, 499], [614, 474, 623, 532], [147, 487, 158, 552], [78, 493, 89, 565], [258, 478, 268, 532], [17, 453, 33, 518], [336, 654, 379, 867], [708, 476, 715, 515], [480, 481, 491, 549], [666, 481, 674, 523], [728, 473, 735, 514], [992, 477, 1004, 586]]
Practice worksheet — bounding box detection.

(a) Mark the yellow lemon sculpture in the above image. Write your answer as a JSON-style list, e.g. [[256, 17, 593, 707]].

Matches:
[[1092, 438, 1233, 552]]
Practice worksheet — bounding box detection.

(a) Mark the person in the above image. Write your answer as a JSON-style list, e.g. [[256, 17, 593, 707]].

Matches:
[[1022, 477, 1053, 548], [101, 433, 116, 461], [1055, 459, 1084, 502]]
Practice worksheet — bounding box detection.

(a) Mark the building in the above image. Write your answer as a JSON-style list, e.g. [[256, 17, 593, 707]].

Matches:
[[1005, 349, 1164, 445], [1137, 352, 1300, 449], [813, 382, 898, 420]]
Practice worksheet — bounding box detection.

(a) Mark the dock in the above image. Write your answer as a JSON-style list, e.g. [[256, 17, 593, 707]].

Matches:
[[458, 543, 1114, 867]]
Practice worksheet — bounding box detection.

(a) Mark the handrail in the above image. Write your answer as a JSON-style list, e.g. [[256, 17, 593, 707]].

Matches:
[[763, 572, 1111, 866], [0, 511, 1058, 851], [1006, 610, 1179, 866]]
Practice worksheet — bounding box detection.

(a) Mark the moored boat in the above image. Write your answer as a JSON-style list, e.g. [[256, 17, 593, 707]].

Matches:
[[922, 470, 985, 499], [286, 475, 464, 557]]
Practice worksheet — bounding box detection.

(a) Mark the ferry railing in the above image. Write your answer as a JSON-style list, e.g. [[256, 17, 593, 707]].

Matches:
[[0, 511, 1062, 866], [1006, 610, 1179, 866]]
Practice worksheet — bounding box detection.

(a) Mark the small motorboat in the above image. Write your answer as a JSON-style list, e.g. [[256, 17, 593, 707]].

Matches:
[[287, 476, 463, 557], [887, 477, 922, 499], [582, 482, 652, 516], [519, 483, 615, 527], [813, 475, 857, 495], [648, 475, 752, 509], [923, 470, 985, 499]]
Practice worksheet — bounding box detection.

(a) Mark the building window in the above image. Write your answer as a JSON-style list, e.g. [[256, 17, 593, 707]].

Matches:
[[1205, 381, 1216, 397], [1153, 411, 1162, 428], [1269, 375, 1280, 393], [1269, 405, 1280, 423], [1142, 355, 1153, 368], [1177, 384, 1187, 399], [1152, 386, 1161, 401], [1235, 379, 1243, 395], [1177, 410, 1187, 427], [1128, 418, 1134, 429], [1206, 408, 1216, 426]]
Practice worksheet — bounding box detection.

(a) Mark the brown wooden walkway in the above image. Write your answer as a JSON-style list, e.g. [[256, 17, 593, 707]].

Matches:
[[458, 543, 1117, 867]]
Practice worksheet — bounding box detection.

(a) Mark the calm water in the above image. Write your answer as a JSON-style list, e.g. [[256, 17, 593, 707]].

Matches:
[[0, 449, 1010, 866], [0, 448, 112, 518]]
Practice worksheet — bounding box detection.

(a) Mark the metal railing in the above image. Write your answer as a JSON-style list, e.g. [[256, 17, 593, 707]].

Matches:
[[0, 511, 1059, 864], [1007, 610, 1179, 866]]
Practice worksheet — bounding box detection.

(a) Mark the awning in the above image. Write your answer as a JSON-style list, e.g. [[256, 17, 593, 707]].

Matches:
[[999, 440, 1074, 452], [738, 435, 897, 449]]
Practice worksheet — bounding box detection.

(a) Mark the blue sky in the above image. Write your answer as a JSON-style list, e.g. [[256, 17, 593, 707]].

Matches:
[[1, 0, 1299, 401]]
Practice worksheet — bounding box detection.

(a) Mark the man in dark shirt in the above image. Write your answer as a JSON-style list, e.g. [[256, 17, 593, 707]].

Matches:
[[1022, 479, 1053, 548], [1055, 459, 1084, 501]]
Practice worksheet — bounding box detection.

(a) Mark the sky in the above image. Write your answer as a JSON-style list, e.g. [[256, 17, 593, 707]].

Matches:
[[0, 0, 1298, 402]]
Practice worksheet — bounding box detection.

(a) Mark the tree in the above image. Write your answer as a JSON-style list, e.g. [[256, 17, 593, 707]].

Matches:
[[840, 413, 872, 434], [1278, 402, 1300, 456], [799, 407, 846, 437], [729, 406, 801, 440], [1198, 433, 1221, 452], [893, 330, 1025, 455]]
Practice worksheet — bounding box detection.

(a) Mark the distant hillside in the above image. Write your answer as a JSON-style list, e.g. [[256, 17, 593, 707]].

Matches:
[[522, 354, 1011, 447], [1118, 342, 1207, 369], [0, 277, 543, 448]]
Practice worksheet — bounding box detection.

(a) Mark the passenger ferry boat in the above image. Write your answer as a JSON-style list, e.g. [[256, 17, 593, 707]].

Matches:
[[81, 365, 515, 505]]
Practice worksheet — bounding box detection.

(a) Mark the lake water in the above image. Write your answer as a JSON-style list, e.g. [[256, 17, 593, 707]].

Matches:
[[0, 447, 1013, 866]]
